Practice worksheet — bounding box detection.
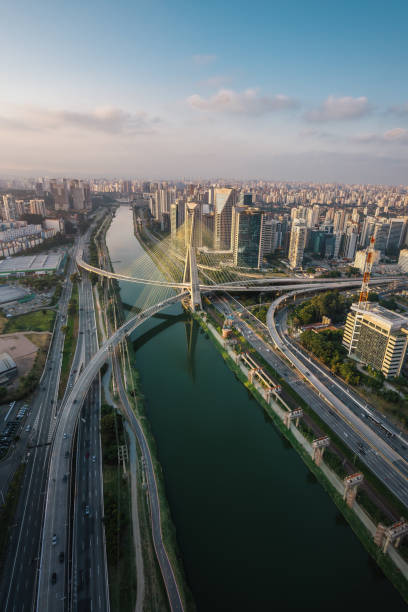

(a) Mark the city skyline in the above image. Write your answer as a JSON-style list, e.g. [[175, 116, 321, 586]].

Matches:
[[1, 0, 408, 182]]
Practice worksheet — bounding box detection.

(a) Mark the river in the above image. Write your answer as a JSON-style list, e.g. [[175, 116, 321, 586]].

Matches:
[[106, 206, 405, 611]]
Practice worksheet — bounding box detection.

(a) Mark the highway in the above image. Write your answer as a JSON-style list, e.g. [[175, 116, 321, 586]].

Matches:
[[213, 292, 408, 508], [0, 243, 80, 612], [32, 226, 110, 611], [70, 271, 109, 612], [36, 291, 187, 612], [266, 293, 408, 506]]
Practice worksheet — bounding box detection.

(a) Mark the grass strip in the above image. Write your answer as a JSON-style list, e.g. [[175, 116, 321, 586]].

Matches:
[[58, 282, 78, 398], [196, 312, 408, 604], [101, 403, 137, 612]]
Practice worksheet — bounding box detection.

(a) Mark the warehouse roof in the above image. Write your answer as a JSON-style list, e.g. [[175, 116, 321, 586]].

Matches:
[[0, 253, 62, 274]]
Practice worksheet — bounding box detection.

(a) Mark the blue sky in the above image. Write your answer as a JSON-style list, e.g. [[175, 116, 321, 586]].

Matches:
[[1, 0, 408, 182]]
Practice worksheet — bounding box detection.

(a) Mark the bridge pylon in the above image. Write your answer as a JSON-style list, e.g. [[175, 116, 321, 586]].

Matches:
[[183, 209, 202, 311]]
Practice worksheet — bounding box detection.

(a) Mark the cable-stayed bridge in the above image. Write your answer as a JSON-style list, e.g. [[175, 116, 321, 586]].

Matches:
[[36, 217, 405, 612]]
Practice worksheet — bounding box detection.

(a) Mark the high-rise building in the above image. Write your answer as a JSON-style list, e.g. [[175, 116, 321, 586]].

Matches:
[[231, 206, 265, 268], [333, 209, 346, 233], [238, 193, 253, 206], [342, 224, 359, 260], [70, 180, 85, 210], [2, 195, 17, 221], [214, 188, 236, 250], [50, 180, 70, 211], [387, 218, 407, 253], [288, 219, 307, 269], [29, 199, 46, 216], [353, 249, 380, 272], [373, 221, 390, 255], [398, 249, 408, 273], [262, 218, 282, 254], [343, 303, 408, 378]]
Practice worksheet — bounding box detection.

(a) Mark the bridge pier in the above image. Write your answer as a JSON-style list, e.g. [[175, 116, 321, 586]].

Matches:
[[343, 472, 363, 508], [283, 408, 303, 430], [312, 436, 330, 466], [375, 520, 408, 554]]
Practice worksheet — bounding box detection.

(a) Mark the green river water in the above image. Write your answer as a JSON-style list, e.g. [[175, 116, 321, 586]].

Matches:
[[106, 206, 405, 611]]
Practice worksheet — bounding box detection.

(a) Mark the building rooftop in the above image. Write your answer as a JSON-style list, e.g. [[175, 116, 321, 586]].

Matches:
[[350, 302, 408, 332], [0, 253, 62, 274], [0, 353, 16, 374]]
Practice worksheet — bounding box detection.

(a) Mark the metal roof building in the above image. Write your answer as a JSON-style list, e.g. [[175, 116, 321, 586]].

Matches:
[[0, 253, 63, 276]]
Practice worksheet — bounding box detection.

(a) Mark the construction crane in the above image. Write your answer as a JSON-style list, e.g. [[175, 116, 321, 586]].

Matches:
[[358, 234, 376, 310]]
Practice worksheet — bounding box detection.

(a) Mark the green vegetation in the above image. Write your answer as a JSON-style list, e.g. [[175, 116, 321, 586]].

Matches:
[[0, 464, 26, 574], [251, 304, 269, 324], [4, 309, 55, 333], [19, 273, 61, 293], [58, 282, 78, 398], [345, 266, 360, 277], [300, 329, 360, 384], [289, 290, 348, 327], [198, 312, 408, 603], [101, 403, 137, 612], [318, 269, 342, 278]]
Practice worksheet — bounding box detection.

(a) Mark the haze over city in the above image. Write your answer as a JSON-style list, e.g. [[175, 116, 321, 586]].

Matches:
[[2, 0, 408, 182]]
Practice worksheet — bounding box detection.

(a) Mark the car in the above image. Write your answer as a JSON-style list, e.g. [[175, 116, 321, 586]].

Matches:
[[59, 552, 64, 563], [63, 433, 68, 439], [25, 425, 31, 432], [51, 572, 57, 584], [84, 505, 90, 516], [63, 474, 68, 482], [92, 455, 96, 463], [52, 534, 57, 545]]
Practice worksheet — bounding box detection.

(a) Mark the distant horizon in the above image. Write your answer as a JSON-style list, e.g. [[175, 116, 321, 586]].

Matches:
[[1, 173, 407, 190]]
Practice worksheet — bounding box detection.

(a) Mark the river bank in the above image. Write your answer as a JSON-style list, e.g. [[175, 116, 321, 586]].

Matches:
[[106, 205, 407, 611]]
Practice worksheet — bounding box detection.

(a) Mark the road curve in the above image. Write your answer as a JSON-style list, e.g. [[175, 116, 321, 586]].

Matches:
[[266, 289, 408, 507], [36, 292, 188, 612]]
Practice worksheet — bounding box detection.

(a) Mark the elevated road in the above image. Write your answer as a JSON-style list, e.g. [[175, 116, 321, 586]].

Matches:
[[37, 292, 188, 612], [77, 250, 402, 293], [266, 291, 408, 507]]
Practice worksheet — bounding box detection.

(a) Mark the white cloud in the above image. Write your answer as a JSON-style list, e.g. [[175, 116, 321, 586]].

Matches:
[[388, 103, 408, 116], [384, 128, 408, 143], [187, 88, 298, 116], [305, 95, 371, 122], [0, 105, 160, 134], [352, 128, 408, 145], [197, 75, 231, 88], [192, 54, 217, 65], [299, 127, 334, 140]]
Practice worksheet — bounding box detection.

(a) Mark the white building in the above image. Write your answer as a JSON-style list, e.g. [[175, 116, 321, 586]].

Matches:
[[398, 249, 408, 273], [353, 249, 380, 273], [288, 219, 307, 269]]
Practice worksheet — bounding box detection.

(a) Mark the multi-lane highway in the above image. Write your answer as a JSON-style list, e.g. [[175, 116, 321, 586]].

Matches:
[[35, 230, 110, 611], [70, 270, 109, 612], [0, 243, 79, 612], [36, 290, 187, 612], [267, 292, 408, 506], [213, 291, 408, 508]]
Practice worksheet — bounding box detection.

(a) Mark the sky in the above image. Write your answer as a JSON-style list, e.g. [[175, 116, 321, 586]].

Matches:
[[1, 0, 408, 183]]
